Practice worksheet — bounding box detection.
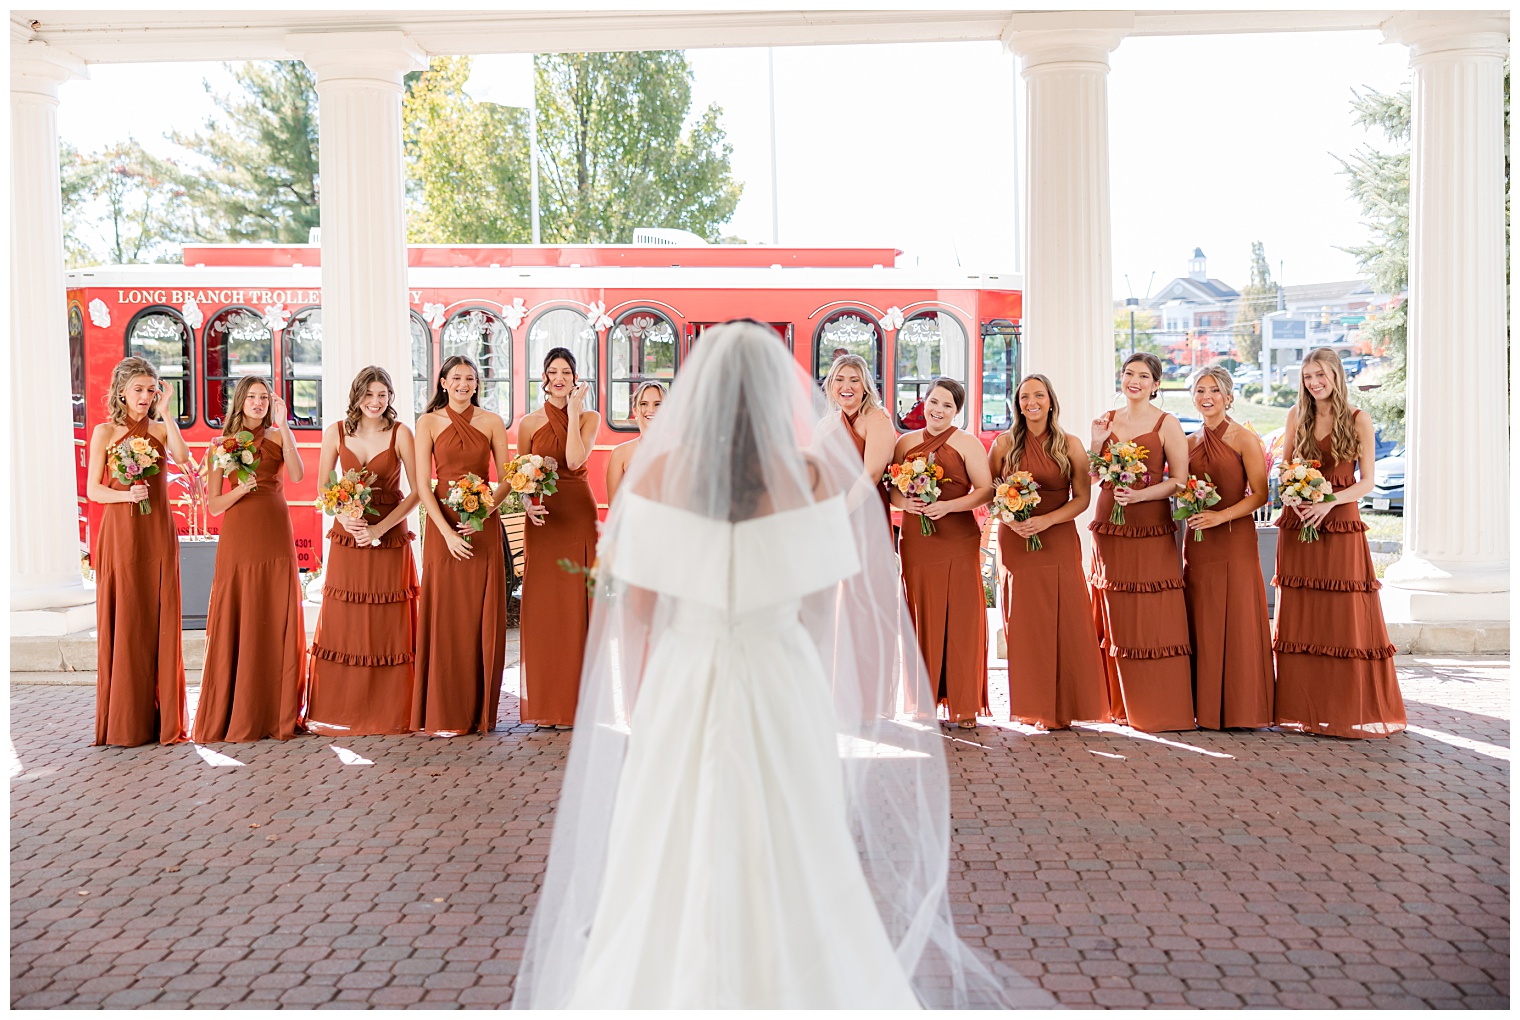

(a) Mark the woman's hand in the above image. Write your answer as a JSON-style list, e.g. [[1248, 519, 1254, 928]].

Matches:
[[125, 483, 148, 504], [338, 513, 368, 536], [455, 520, 481, 538], [348, 523, 375, 546], [1187, 509, 1226, 533], [903, 497, 927, 516], [1295, 498, 1338, 529], [1090, 411, 1114, 448], [1009, 515, 1049, 539], [442, 529, 474, 560], [1112, 485, 1142, 506], [270, 394, 289, 432], [154, 383, 173, 420], [524, 497, 548, 526], [235, 479, 257, 497], [920, 499, 952, 521], [568, 382, 590, 415]]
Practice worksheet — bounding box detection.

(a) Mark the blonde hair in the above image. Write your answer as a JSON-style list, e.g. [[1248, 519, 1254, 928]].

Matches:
[[632, 380, 667, 406], [1292, 348, 1360, 464], [224, 375, 274, 436], [106, 356, 161, 426], [823, 353, 882, 415], [1191, 364, 1235, 411], [1000, 373, 1073, 482]]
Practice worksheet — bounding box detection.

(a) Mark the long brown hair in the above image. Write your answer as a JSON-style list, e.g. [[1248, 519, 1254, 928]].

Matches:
[[425, 356, 481, 415], [223, 375, 274, 436], [1292, 348, 1360, 464], [1000, 373, 1072, 482], [106, 356, 161, 426], [345, 366, 398, 435]]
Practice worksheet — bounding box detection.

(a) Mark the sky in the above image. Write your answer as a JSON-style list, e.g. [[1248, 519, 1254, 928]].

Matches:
[[57, 29, 1410, 294]]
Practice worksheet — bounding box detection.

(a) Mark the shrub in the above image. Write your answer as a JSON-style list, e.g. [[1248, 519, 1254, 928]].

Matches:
[[1241, 382, 1263, 401]]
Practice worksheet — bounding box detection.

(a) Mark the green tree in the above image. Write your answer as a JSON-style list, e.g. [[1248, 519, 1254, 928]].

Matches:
[[1337, 86, 1410, 437], [71, 139, 196, 265], [59, 141, 99, 267], [405, 52, 742, 244], [1232, 241, 1276, 366], [170, 61, 320, 242], [1113, 305, 1162, 360], [403, 57, 532, 243]]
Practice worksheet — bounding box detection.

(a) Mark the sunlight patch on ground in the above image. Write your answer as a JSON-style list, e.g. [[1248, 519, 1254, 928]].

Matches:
[[6, 735, 22, 778], [193, 744, 245, 767], [1072, 722, 1237, 759], [1404, 725, 1510, 761], [837, 733, 931, 759], [329, 746, 373, 765]]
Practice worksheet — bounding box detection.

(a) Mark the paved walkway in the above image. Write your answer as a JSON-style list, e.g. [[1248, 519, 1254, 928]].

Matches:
[[10, 654, 1509, 1009]]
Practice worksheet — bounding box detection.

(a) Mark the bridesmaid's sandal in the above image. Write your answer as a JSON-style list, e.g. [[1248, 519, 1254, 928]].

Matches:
[[957, 719, 978, 730]]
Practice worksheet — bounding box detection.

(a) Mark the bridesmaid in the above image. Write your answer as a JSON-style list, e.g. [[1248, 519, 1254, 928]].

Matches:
[[1088, 352, 1195, 733], [1273, 348, 1406, 737], [891, 377, 994, 729], [519, 347, 600, 728], [87, 356, 190, 746], [194, 376, 306, 742], [987, 374, 1109, 730], [605, 380, 664, 504], [1181, 366, 1274, 730], [414, 356, 511, 736], [823, 353, 895, 534], [304, 367, 422, 736]]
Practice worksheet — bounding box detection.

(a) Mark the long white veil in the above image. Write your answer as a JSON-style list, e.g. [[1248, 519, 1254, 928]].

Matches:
[[512, 321, 1045, 1008]]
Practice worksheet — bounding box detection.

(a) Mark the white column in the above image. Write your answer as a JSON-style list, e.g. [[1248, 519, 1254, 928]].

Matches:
[[1380, 12, 1509, 624], [11, 41, 94, 631], [1003, 14, 1129, 449], [287, 32, 427, 428]]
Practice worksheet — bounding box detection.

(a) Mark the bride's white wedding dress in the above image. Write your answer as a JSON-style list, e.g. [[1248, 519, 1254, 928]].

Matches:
[[566, 492, 919, 1008]]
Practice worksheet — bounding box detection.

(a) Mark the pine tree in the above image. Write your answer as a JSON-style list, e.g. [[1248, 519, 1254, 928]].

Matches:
[[1232, 241, 1276, 366]]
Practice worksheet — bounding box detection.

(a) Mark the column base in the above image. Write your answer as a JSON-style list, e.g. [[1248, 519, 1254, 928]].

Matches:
[[12, 602, 95, 638], [1381, 584, 1509, 654]]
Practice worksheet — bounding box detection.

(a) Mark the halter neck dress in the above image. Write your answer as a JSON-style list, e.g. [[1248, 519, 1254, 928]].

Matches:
[[1272, 410, 1406, 737], [997, 433, 1110, 729], [841, 407, 893, 537], [897, 428, 988, 723], [194, 426, 306, 742], [94, 414, 188, 746], [1182, 419, 1274, 729], [303, 422, 418, 736], [414, 404, 507, 735], [1088, 411, 1195, 732], [519, 400, 598, 726]]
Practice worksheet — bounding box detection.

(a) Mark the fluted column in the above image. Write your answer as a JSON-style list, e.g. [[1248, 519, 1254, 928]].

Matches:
[[1380, 12, 1508, 623], [288, 32, 427, 427], [1004, 13, 1130, 447], [11, 41, 92, 626]]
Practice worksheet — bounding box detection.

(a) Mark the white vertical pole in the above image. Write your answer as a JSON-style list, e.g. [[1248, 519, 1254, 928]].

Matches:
[[768, 48, 780, 246]]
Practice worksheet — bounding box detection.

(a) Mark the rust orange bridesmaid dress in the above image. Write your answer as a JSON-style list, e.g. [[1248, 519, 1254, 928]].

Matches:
[[95, 414, 188, 747], [842, 408, 893, 535], [1273, 412, 1406, 738], [520, 402, 597, 726], [1088, 414, 1195, 732], [414, 406, 508, 735], [898, 430, 988, 724], [998, 441, 1109, 729], [304, 425, 418, 736], [1182, 420, 1274, 729], [194, 427, 306, 742]]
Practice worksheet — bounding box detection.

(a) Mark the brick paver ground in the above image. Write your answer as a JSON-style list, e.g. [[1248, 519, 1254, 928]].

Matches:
[[11, 651, 1508, 1009]]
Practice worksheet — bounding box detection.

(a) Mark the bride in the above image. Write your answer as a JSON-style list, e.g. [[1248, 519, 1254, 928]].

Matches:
[[512, 320, 1046, 1009]]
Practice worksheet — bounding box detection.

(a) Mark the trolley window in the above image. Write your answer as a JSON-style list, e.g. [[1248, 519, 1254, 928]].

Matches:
[[894, 309, 968, 429], [68, 302, 86, 428], [440, 307, 512, 422], [203, 306, 273, 428], [281, 305, 321, 428], [125, 305, 194, 427], [526, 307, 598, 411], [980, 320, 1021, 433], [813, 310, 883, 393], [608, 309, 677, 431], [410, 311, 434, 417], [685, 321, 792, 356]]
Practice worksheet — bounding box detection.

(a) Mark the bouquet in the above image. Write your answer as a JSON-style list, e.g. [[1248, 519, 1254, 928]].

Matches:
[[1172, 474, 1222, 542], [443, 473, 496, 545], [1277, 458, 1335, 543], [108, 435, 161, 514], [314, 468, 380, 546], [210, 431, 260, 490], [884, 454, 945, 536], [1088, 439, 1149, 525], [557, 557, 599, 595], [500, 453, 560, 514], [989, 471, 1044, 551]]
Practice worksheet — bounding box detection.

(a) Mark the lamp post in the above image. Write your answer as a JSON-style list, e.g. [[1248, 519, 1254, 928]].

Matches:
[[1125, 296, 1138, 357]]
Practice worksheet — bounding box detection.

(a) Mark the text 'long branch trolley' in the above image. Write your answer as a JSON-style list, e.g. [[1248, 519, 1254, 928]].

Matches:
[[67, 244, 1022, 570]]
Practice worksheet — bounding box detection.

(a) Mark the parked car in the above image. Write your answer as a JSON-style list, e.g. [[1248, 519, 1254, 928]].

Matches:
[[1174, 412, 1204, 436], [1232, 367, 1262, 390], [1360, 445, 1405, 513], [1340, 355, 1368, 378]]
